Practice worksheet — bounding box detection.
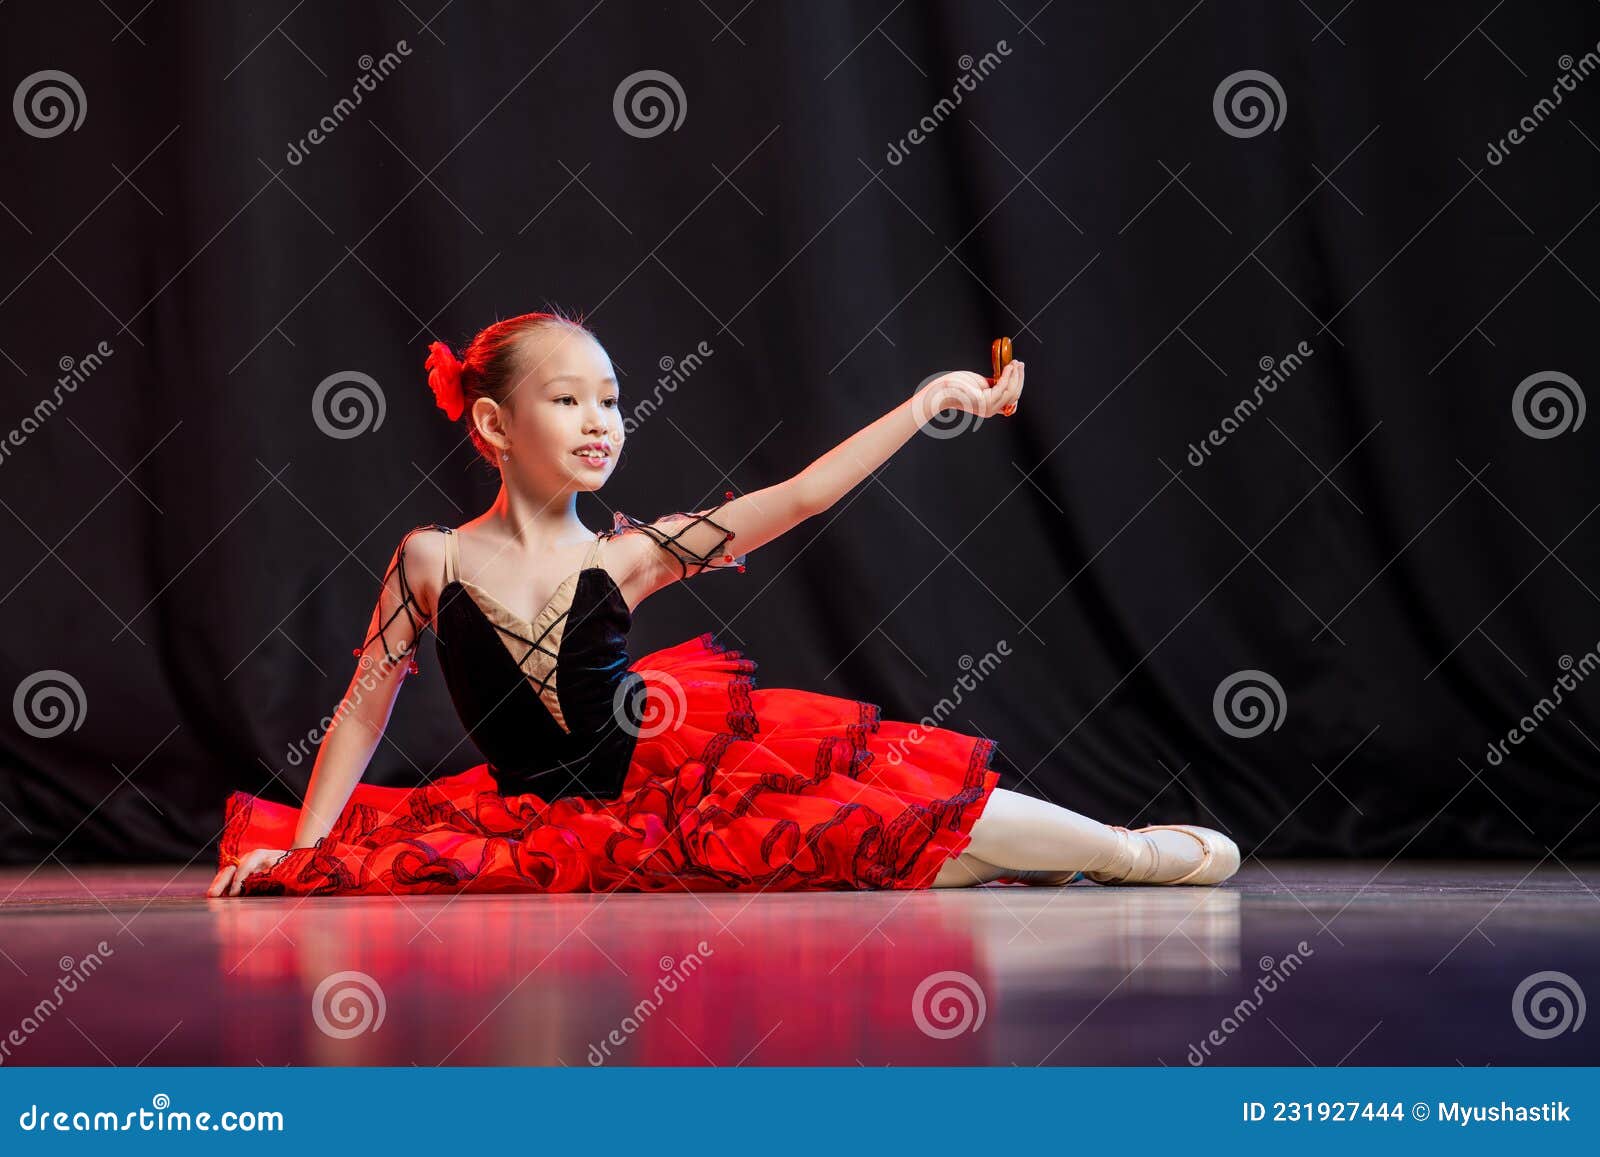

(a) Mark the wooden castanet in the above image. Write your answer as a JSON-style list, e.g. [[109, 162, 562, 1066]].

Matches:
[[990, 336, 1016, 416]]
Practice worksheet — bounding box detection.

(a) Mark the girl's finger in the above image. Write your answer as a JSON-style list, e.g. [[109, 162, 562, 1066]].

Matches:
[[999, 362, 1023, 414], [230, 859, 254, 896], [206, 866, 234, 898]]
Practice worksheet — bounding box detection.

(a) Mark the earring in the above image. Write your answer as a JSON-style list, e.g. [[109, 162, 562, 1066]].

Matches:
[[501, 450, 510, 461]]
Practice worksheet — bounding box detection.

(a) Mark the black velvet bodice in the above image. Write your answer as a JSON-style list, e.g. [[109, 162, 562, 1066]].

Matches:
[[433, 558, 647, 801], [364, 505, 743, 802]]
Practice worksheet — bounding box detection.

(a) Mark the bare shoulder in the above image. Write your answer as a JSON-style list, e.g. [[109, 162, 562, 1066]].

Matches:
[[600, 521, 672, 608], [391, 524, 451, 618]]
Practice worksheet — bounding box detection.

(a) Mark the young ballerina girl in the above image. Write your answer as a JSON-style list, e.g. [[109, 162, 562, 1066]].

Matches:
[[207, 310, 1240, 898]]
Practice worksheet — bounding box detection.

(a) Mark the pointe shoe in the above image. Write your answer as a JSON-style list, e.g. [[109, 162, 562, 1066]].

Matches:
[[1084, 824, 1240, 886]]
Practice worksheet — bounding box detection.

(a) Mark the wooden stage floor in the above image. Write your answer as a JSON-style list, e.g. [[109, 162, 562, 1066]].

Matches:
[[1, 861, 1596, 1066]]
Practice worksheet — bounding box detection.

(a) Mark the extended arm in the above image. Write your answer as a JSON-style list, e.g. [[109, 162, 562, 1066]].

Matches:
[[626, 361, 1025, 586]]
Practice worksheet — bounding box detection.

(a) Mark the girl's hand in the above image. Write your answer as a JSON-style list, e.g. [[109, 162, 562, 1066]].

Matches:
[[206, 848, 290, 897], [924, 359, 1025, 421]]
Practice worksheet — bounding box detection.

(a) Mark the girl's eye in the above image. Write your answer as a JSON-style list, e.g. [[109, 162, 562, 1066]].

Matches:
[[555, 396, 576, 405], [603, 397, 618, 408]]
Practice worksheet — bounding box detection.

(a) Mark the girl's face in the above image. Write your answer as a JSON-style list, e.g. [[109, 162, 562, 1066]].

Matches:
[[496, 327, 624, 493]]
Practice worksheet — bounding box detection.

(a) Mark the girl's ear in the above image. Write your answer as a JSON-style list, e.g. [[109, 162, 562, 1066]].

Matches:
[[470, 395, 509, 453]]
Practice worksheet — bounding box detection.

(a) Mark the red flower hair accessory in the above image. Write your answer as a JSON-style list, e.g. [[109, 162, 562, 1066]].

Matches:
[[425, 340, 465, 421]]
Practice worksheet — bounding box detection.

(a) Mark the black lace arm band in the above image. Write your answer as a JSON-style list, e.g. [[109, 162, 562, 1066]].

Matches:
[[607, 491, 748, 581], [352, 523, 442, 675]]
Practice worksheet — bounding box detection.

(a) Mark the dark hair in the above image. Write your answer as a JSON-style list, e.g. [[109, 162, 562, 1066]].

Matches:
[[425, 308, 597, 466]]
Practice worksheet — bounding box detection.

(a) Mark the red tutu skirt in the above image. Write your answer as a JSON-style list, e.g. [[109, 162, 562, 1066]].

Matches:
[[220, 632, 1001, 895]]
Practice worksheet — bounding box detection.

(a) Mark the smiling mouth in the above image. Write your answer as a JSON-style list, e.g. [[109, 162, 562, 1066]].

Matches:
[[573, 449, 611, 460]]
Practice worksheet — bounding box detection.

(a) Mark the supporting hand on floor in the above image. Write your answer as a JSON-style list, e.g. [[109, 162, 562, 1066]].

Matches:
[[206, 847, 289, 897]]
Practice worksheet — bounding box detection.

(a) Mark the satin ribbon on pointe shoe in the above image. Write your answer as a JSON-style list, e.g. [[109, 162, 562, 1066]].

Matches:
[[1084, 823, 1240, 886]]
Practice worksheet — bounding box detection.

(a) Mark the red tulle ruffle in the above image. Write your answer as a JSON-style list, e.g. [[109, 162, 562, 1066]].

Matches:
[[220, 632, 1000, 895]]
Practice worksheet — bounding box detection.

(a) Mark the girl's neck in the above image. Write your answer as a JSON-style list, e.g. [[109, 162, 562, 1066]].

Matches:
[[479, 481, 591, 549]]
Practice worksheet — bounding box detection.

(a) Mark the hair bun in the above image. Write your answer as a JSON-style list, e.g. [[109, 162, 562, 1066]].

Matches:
[[424, 340, 465, 421]]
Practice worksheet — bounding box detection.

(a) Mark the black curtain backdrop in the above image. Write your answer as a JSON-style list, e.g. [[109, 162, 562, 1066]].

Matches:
[[2, 0, 1599, 864]]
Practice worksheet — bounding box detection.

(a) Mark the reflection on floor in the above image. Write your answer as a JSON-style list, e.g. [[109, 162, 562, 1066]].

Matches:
[[0, 862, 1595, 1066]]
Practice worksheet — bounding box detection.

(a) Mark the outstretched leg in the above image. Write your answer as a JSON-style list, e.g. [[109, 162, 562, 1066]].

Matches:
[[929, 787, 1230, 888], [930, 851, 1012, 888], [930, 789, 1125, 888]]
